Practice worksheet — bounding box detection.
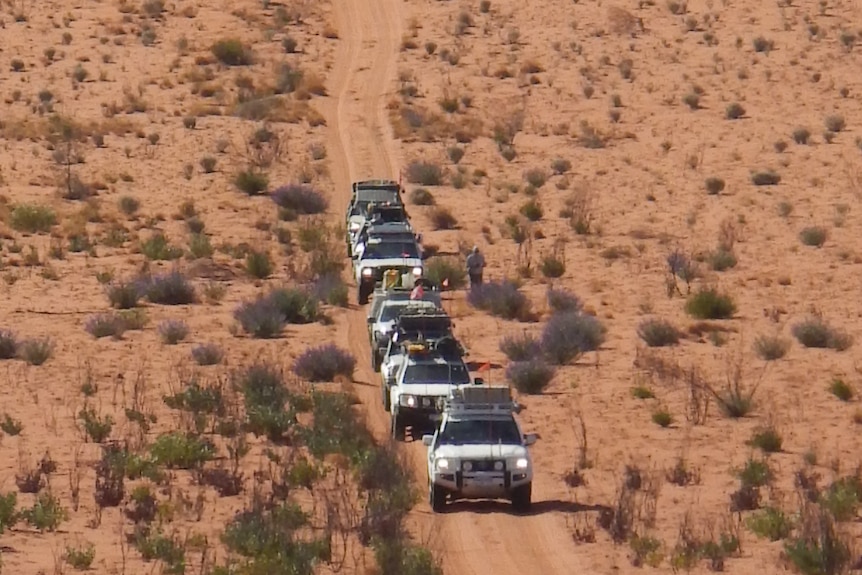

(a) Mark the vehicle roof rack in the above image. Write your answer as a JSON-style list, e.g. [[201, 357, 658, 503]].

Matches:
[[397, 335, 465, 360], [444, 384, 521, 415]]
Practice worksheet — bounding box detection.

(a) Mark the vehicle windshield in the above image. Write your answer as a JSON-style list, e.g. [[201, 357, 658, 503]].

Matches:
[[403, 362, 470, 384], [362, 241, 419, 259], [438, 417, 522, 445], [380, 303, 409, 321]]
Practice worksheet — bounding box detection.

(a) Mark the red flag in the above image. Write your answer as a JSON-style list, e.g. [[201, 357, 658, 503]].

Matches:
[[477, 362, 491, 373]]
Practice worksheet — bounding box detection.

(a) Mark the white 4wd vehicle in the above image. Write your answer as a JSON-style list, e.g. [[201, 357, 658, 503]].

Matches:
[[422, 385, 538, 513], [352, 235, 423, 305], [368, 299, 440, 372]]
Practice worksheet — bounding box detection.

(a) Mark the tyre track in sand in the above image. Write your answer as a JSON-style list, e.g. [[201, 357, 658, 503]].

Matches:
[[319, 0, 585, 572]]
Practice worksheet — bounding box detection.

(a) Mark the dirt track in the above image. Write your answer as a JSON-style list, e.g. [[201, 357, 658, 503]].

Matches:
[[320, 0, 586, 571]]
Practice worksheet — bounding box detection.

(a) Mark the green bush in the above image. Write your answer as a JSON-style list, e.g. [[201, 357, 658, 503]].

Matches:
[[211, 38, 254, 65], [9, 204, 57, 234], [423, 256, 466, 289], [746, 507, 793, 541], [684, 287, 736, 319]]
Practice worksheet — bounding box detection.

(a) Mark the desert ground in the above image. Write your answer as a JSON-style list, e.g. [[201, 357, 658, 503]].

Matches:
[[1, 0, 862, 573]]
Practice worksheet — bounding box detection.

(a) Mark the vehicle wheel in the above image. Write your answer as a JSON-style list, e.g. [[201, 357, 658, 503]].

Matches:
[[430, 483, 447, 513], [382, 383, 391, 412], [357, 286, 369, 305], [390, 412, 404, 440], [511, 482, 532, 513]]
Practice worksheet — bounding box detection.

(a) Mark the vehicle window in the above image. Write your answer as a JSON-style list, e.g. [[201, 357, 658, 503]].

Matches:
[[438, 418, 522, 445], [403, 363, 470, 384], [362, 242, 419, 259], [380, 303, 408, 321]]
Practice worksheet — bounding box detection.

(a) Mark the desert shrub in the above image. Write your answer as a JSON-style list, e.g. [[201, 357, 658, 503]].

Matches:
[[783, 504, 852, 575], [18, 337, 53, 366], [829, 379, 854, 402], [753, 334, 790, 360], [637, 318, 681, 347], [271, 183, 328, 215], [374, 538, 443, 575], [523, 168, 547, 188], [140, 233, 183, 260], [550, 157, 571, 175], [825, 114, 846, 133], [505, 360, 555, 394], [429, 207, 457, 230], [422, 256, 466, 289], [0, 330, 18, 359], [84, 313, 125, 339], [149, 432, 215, 469], [792, 127, 812, 144], [705, 177, 726, 195], [546, 287, 582, 314], [820, 475, 862, 522], [405, 161, 443, 186], [191, 343, 223, 366], [267, 287, 320, 323], [746, 507, 793, 541], [541, 311, 606, 365], [725, 102, 746, 119], [540, 254, 565, 278], [245, 249, 274, 279], [792, 316, 852, 350], [519, 199, 543, 221], [106, 280, 141, 309], [652, 409, 673, 427], [19, 491, 68, 533], [799, 226, 827, 247], [9, 204, 57, 234], [211, 38, 253, 65], [311, 274, 349, 307], [467, 280, 531, 320], [499, 332, 541, 361], [64, 542, 96, 570], [234, 169, 268, 195], [233, 298, 286, 339], [751, 170, 781, 186], [293, 344, 356, 382], [748, 426, 783, 453], [409, 187, 435, 205], [157, 319, 189, 344], [708, 249, 737, 271], [140, 270, 196, 305], [684, 287, 736, 319]]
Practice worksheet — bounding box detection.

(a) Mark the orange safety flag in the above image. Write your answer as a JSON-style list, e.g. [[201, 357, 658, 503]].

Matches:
[[477, 361, 491, 373]]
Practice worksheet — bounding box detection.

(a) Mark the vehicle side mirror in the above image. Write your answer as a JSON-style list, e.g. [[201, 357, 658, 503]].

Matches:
[[416, 233, 423, 243], [367, 317, 375, 324], [422, 434, 434, 446], [473, 377, 484, 386], [524, 433, 538, 446]]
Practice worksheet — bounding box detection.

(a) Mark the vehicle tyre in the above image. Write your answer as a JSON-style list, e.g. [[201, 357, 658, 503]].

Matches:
[[390, 412, 404, 440], [430, 483, 447, 513], [357, 285, 370, 305], [382, 383, 391, 412], [511, 482, 532, 513]]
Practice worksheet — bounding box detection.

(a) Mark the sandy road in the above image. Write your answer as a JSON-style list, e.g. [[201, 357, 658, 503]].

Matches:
[[318, 0, 587, 572]]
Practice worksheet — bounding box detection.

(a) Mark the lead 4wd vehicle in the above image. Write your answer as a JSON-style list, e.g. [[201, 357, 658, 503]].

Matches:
[[345, 179, 404, 253], [422, 385, 538, 513]]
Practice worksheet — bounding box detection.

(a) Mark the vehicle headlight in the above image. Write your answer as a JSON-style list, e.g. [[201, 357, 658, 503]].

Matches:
[[494, 461, 505, 471], [462, 461, 473, 472], [412, 266, 423, 276], [361, 267, 373, 277], [515, 458, 529, 469], [378, 324, 391, 334], [401, 394, 415, 407], [437, 458, 449, 470], [349, 222, 361, 232]]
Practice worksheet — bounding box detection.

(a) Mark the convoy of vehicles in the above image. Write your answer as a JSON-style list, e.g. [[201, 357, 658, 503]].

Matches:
[[343, 178, 539, 514]]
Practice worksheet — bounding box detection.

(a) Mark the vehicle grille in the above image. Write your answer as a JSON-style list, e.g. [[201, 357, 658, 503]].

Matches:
[[462, 459, 506, 472]]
